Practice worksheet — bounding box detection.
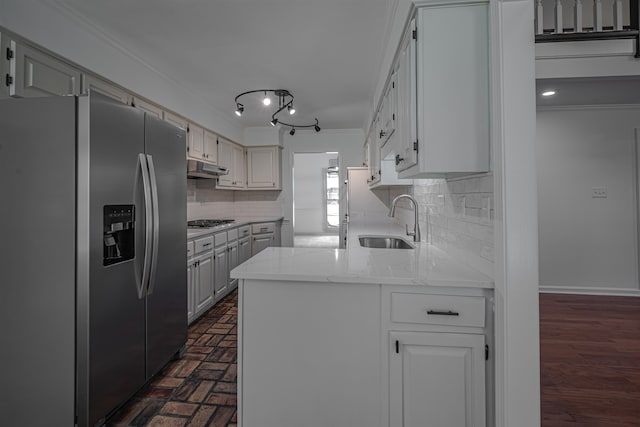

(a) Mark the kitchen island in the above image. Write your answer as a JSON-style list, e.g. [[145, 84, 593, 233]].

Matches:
[[231, 220, 494, 427]]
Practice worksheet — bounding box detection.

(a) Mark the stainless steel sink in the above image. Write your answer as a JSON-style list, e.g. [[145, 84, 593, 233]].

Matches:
[[358, 235, 415, 249]]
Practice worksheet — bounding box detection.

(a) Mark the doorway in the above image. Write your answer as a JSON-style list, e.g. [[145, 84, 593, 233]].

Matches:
[[292, 152, 340, 248]]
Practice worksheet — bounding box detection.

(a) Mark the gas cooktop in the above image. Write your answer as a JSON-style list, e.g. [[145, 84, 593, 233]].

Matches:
[[187, 219, 235, 228]]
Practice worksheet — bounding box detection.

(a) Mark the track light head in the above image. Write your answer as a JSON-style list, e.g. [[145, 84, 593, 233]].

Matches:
[[235, 103, 244, 117], [271, 118, 278, 126], [263, 92, 271, 106], [289, 127, 296, 136], [314, 119, 321, 132], [288, 104, 295, 115]]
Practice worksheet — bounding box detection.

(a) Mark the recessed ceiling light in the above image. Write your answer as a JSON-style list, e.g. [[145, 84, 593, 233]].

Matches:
[[541, 90, 556, 97]]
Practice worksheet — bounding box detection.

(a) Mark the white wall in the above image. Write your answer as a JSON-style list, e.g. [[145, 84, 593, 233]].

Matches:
[[293, 153, 338, 234], [537, 107, 640, 294], [0, 0, 243, 142], [280, 129, 364, 245]]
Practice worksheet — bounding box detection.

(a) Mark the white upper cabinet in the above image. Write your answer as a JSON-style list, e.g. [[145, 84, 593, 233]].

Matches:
[[186, 122, 205, 160], [132, 96, 163, 118], [82, 75, 130, 104], [0, 33, 12, 98], [232, 143, 245, 187], [203, 130, 218, 164], [397, 1, 489, 178], [247, 146, 281, 189], [379, 70, 397, 149], [8, 41, 81, 98], [217, 137, 245, 189], [395, 17, 419, 173]]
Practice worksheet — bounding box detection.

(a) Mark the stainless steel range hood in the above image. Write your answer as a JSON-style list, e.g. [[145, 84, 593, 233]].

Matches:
[[187, 160, 228, 178]]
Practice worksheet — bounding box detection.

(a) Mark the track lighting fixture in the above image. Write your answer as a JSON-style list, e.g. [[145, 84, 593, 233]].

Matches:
[[233, 89, 321, 132], [262, 92, 271, 106], [279, 118, 320, 135]]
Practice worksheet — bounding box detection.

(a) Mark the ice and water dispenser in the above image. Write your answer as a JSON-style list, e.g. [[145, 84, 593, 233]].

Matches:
[[103, 205, 135, 266]]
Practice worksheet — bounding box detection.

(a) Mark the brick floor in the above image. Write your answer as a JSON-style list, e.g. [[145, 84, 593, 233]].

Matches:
[[108, 290, 238, 427]]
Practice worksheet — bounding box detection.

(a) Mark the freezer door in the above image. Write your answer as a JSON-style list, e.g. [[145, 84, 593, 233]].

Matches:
[[144, 114, 188, 378], [0, 97, 77, 427], [77, 93, 147, 427]]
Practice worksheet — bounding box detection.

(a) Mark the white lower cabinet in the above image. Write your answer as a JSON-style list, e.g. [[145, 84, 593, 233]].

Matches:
[[194, 253, 214, 314], [238, 236, 251, 265], [214, 242, 228, 299], [238, 280, 492, 427], [227, 238, 239, 289], [389, 331, 486, 427]]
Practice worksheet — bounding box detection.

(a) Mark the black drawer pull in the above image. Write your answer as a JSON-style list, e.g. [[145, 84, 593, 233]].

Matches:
[[202, 243, 212, 247], [426, 310, 459, 316]]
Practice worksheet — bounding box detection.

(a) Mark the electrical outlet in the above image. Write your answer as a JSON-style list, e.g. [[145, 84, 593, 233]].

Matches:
[[592, 187, 607, 198]]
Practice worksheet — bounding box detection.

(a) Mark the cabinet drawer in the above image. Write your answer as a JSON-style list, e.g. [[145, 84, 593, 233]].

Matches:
[[227, 228, 238, 241], [187, 241, 195, 259], [391, 293, 485, 328], [194, 236, 214, 254], [251, 222, 274, 234], [238, 225, 250, 238], [214, 231, 227, 247]]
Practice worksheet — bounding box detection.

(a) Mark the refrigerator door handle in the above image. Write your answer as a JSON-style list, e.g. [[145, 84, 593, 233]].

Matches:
[[146, 154, 160, 296], [136, 153, 153, 299]]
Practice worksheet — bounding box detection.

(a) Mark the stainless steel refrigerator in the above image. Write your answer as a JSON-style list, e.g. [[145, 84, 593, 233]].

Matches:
[[0, 93, 187, 427]]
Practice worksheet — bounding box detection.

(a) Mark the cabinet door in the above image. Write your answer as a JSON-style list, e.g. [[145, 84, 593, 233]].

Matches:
[[214, 246, 228, 296], [390, 331, 486, 427], [238, 237, 251, 264], [9, 41, 81, 98], [233, 144, 246, 188], [187, 123, 205, 161], [0, 33, 10, 98], [82, 75, 130, 104], [382, 72, 396, 145], [247, 146, 279, 188], [367, 133, 380, 186], [204, 130, 218, 164], [395, 19, 418, 172], [228, 241, 239, 286], [217, 138, 234, 187], [252, 234, 273, 256], [187, 260, 196, 323], [195, 254, 214, 314]]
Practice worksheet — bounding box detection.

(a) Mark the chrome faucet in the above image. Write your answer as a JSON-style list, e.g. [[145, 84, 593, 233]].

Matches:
[[389, 194, 421, 242]]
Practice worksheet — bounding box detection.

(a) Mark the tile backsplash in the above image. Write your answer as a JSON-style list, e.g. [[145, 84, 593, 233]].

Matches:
[[187, 180, 283, 220], [393, 174, 494, 277]]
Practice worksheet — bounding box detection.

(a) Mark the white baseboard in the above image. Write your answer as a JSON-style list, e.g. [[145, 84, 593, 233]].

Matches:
[[539, 285, 640, 297]]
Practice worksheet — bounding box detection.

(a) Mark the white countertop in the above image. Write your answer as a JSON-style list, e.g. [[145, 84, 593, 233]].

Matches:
[[187, 217, 284, 239], [231, 218, 493, 289]]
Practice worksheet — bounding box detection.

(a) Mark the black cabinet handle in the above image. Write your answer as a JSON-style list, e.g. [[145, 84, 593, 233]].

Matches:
[[395, 154, 404, 166], [426, 310, 459, 316]]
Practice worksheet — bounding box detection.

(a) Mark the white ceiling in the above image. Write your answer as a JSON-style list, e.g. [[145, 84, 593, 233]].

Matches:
[[52, 0, 393, 130]]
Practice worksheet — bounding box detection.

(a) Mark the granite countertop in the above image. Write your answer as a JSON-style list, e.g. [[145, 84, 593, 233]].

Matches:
[[231, 218, 493, 289], [187, 217, 284, 239]]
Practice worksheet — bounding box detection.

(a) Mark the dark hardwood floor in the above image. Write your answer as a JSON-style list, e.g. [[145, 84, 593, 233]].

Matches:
[[540, 293, 640, 427]]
